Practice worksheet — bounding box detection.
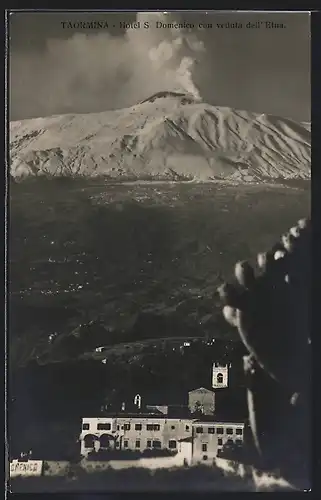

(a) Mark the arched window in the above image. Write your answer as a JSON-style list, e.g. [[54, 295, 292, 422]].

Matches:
[[100, 434, 112, 449], [84, 434, 96, 449], [217, 373, 224, 384]]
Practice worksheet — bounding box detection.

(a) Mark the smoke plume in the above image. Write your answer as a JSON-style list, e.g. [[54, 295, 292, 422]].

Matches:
[[10, 12, 205, 120]]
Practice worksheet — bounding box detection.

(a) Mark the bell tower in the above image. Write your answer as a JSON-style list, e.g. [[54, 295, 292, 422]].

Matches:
[[212, 362, 230, 389]]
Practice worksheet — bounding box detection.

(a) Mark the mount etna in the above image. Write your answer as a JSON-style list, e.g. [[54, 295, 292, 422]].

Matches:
[[10, 92, 310, 182]]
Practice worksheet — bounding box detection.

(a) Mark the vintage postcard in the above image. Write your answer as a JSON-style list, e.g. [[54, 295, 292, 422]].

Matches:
[[7, 10, 311, 492]]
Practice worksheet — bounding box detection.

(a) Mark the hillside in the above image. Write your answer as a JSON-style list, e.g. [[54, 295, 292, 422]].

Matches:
[[10, 93, 311, 182]]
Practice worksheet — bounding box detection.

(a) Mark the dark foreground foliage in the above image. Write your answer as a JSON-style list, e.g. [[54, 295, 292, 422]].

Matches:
[[9, 463, 274, 492]]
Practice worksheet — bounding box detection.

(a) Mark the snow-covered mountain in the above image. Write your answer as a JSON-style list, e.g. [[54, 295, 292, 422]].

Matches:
[[10, 92, 311, 182]]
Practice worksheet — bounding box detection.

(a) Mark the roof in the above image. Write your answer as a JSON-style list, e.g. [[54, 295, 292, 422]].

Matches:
[[84, 413, 196, 421], [193, 418, 245, 425], [188, 387, 215, 394]]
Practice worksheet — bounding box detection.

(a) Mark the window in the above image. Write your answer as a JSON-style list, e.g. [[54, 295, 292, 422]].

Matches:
[[100, 435, 111, 448], [208, 427, 215, 434], [227, 439, 233, 445], [196, 427, 203, 434], [97, 423, 111, 430], [185, 425, 190, 431], [202, 443, 207, 452], [153, 440, 161, 449], [147, 424, 160, 431], [236, 428, 243, 435], [171, 425, 175, 430], [117, 425, 120, 430], [84, 435, 95, 448], [217, 373, 224, 384], [124, 423, 131, 431], [135, 440, 141, 448], [226, 428, 233, 435], [168, 440, 177, 449], [203, 455, 208, 461], [123, 440, 128, 448], [147, 440, 152, 448], [82, 423, 89, 430], [135, 424, 142, 431], [218, 438, 223, 446], [216, 427, 224, 435], [235, 439, 243, 445]]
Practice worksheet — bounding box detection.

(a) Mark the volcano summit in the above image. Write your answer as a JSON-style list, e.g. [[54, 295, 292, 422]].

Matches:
[[10, 93, 310, 183]]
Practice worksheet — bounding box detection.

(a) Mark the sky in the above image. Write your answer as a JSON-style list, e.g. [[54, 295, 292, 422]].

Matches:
[[9, 11, 311, 122]]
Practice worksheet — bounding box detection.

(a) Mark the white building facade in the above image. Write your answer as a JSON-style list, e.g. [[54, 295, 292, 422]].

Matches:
[[79, 416, 195, 457], [191, 420, 244, 464], [79, 416, 245, 465]]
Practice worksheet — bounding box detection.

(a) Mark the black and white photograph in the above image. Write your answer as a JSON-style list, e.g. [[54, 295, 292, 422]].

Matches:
[[7, 10, 311, 492]]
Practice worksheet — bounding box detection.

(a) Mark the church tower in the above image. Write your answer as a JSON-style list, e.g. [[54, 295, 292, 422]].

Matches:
[[212, 362, 231, 389]]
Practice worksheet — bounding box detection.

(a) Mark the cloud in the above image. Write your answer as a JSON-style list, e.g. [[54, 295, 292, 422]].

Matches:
[[10, 12, 206, 120]]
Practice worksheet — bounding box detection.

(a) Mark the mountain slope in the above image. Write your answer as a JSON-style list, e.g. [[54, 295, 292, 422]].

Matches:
[[10, 93, 311, 182]]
